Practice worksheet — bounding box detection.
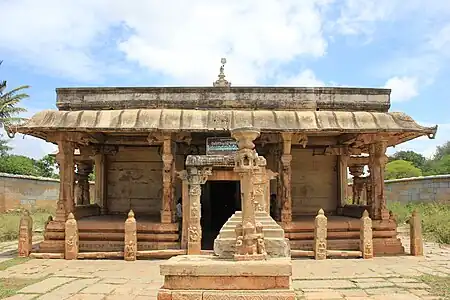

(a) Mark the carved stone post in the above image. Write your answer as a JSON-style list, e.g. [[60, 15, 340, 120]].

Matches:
[[186, 167, 211, 255], [94, 150, 107, 214], [314, 209, 327, 260], [368, 141, 389, 220], [177, 171, 190, 249], [232, 128, 267, 260], [75, 161, 93, 206], [349, 165, 365, 205], [253, 156, 268, 213], [65, 213, 79, 260], [18, 210, 33, 257], [124, 210, 137, 261], [337, 155, 349, 208], [410, 210, 423, 256], [360, 210, 373, 259], [161, 135, 176, 224], [280, 133, 292, 223], [56, 140, 75, 221]]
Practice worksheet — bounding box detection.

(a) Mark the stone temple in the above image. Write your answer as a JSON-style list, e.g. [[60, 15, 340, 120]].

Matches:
[[9, 59, 437, 265]]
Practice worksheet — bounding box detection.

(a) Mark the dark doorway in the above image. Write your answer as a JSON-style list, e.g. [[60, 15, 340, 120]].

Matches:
[[201, 180, 241, 250]]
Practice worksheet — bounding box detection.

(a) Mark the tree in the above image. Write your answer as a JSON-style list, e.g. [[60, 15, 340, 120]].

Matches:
[[389, 150, 426, 170], [385, 160, 423, 180], [35, 154, 59, 178], [433, 141, 450, 161], [0, 60, 30, 129], [0, 135, 11, 156], [0, 154, 40, 176], [423, 154, 450, 176]]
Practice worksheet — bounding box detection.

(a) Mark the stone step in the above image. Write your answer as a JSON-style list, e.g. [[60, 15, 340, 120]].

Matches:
[[218, 228, 285, 238]]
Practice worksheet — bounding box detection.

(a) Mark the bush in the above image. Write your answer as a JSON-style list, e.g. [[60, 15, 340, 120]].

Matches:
[[388, 201, 450, 244]]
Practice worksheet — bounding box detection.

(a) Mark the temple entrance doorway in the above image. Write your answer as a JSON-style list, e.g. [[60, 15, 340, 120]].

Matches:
[[201, 180, 241, 250]]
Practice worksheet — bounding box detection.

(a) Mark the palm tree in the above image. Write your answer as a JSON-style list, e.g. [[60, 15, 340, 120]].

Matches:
[[0, 60, 30, 129]]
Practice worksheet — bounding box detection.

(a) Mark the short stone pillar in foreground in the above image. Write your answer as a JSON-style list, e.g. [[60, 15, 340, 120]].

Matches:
[[314, 209, 327, 260], [360, 210, 373, 259], [124, 210, 137, 261], [410, 209, 423, 256], [18, 210, 33, 257], [65, 213, 79, 260]]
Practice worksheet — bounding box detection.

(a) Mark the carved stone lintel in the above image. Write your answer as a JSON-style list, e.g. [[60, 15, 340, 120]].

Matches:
[[65, 213, 79, 260], [410, 210, 423, 256], [124, 210, 137, 261], [18, 210, 33, 258], [314, 209, 327, 260], [360, 210, 373, 259]]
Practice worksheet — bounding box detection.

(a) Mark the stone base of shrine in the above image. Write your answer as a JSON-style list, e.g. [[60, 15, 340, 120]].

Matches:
[[157, 255, 295, 300]]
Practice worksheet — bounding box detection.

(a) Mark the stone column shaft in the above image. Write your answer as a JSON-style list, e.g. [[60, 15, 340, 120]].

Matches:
[[56, 140, 75, 221], [337, 155, 349, 208], [94, 152, 107, 214], [368, 141, 389, 220], [280, 133, 292, 223], [161, 135, 175, 223]]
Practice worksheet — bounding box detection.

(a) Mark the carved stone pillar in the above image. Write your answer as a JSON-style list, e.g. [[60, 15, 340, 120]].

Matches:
[[265, 170, 278, 214], [18, 210, 33, 257], [65, 213, 79, 260], [161, 135, 176, 224], [280, 133, 292, 223], [253, 156, 268, 213], [94, 150, 107, 214], [368, 141, 389, 220], [75, 161, 93, 206], [410, 210, 423, 256], [177, 172, 190, 249], [184, 167, 211, 255], [337, 155, 349, 208], [360, 210, 373, 259], [314, 209, 327, 260], [349, 165, 365, 205], [232, 128, 266, 260], [124, 210, 137, 261], [365, 175, 372, 206], [55, 140, 75, 221]]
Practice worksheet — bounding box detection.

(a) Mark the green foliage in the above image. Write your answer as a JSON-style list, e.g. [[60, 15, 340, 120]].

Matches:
[[387, 202, 450, 244], [433, 141, 450, 161], [0, 154, 41, 176], [385, 160, 422, 180], [35, 154, 59, 178], [423, 154, 450, 176], [0, 136, 11, 156], [0, 209, 54, 242], [389, 150, 426, 169], [0, 60, 29, 128]]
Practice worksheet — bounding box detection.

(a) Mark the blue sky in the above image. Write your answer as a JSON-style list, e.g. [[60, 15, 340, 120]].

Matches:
[[0, 0, 449, 159]]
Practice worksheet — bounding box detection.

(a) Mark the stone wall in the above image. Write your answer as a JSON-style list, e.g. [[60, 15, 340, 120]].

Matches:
[[0, 173, 94, 212], [347, 175, 450, 204]]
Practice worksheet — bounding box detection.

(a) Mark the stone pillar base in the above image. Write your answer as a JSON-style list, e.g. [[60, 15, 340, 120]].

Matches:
[[157, 255, 295, 300], [161, 210, 172, 224]]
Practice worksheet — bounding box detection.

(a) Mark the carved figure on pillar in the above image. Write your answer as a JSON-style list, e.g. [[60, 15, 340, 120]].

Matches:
[[360, 210, 373, 259], [56, 140, 75, 221], [349, 165, 365, 205], [314, 209, 327, 260], [368, 141, 389, 220], [231, 127, 267, 261], [124, 210, 137, 261], [18, 210, 33, 257], [161, 135, 176, 224], [75, 161, 93, 206], [280, 133, 292, 223], [186, 167, 212, 255], [65, 213, 79, 260]]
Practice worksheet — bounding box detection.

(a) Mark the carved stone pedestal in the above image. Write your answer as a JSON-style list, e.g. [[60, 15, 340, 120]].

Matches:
[[157, 255, 295, 300], [214, 211, 290, 259]]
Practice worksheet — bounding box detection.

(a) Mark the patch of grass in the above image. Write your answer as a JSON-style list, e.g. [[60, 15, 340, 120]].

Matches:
[[0, 258, 30, 271], [388, 201, 450, 244], [0, 208, 55, 242], [0, 277, 43, 299], [418, 274, 450, 299]]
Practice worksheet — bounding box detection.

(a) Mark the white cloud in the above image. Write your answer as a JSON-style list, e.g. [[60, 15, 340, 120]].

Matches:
[[0, 0, 331, 85], [275, 69, 324, 86], [383, 76, 419, 102]]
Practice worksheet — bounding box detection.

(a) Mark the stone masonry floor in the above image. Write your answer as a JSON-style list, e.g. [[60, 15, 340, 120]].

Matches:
[[0, 238, 449, 299]]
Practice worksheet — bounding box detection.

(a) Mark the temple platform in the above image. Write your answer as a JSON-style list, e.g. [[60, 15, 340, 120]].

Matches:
[[158, 255, 295, 300], [40, 214, 180, 253], [286, 214, 404, 256]]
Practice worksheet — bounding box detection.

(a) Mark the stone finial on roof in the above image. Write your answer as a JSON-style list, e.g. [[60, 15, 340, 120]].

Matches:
[[213, 58, 231, 87]]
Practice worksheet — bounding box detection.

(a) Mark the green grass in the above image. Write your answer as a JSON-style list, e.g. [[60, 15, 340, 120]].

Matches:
[[0, 207, 55, 242], [388, 201, 450, 244], [418, 275, 450, 299], [0, 277, 43, 299], [0, 257, 30, 271]]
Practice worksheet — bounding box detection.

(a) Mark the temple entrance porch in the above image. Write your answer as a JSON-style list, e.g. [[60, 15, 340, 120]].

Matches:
[[201, 180, 241, 250]]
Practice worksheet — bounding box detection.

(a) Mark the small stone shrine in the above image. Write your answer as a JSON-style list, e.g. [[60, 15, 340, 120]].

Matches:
[[157, 127, 295, 300]]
